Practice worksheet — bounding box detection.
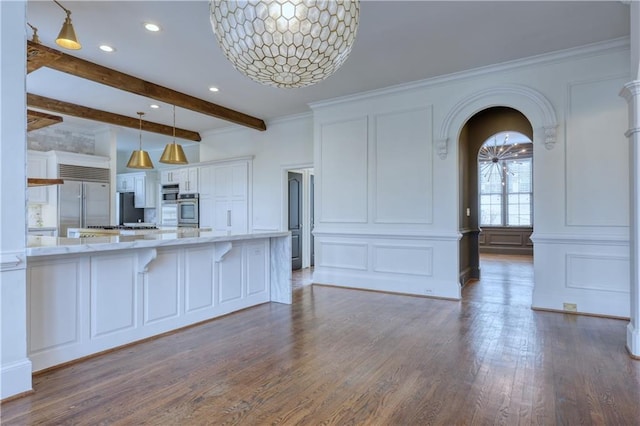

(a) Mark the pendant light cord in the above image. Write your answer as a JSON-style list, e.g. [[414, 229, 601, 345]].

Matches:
[[138, 112, 144, 150], [173, 105, 176, 143]]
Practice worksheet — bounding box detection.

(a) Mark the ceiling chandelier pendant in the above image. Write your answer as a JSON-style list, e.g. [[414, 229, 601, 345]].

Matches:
[[160, 105, 189, 165], [53, 0, 81, 50], [478, 134, 526, 186], [127, 112, 154, 169], [209, 0, 360, 88]]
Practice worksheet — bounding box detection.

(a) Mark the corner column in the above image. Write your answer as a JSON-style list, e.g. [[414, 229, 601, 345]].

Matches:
[[621, 81, 640, 358]]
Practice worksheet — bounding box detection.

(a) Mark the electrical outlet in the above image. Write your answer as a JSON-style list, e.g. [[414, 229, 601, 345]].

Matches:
[[563, 303, 577, 312], [424, 289, 433, 295]]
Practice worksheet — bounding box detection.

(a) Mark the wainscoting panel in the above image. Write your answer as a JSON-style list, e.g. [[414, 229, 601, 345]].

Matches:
[[372, 244, 433, 276], [373, 106, 433, 224], [317, 241, 368, 270], [184, 246, 215, 313], [566, 253, 629, 293], [313, 232, 460, 299], [531, 235, 630, 318], [318, 117, 368, 223]]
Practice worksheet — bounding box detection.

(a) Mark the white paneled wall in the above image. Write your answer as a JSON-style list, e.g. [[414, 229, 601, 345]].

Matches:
[[312, 41, 631, 313]]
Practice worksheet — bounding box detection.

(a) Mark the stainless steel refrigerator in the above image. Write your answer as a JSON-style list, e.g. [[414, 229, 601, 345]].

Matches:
[[58, 181, 110, 237]]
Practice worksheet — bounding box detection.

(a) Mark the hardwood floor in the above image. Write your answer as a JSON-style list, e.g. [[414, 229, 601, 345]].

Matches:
[[2, 255, 639, 425]]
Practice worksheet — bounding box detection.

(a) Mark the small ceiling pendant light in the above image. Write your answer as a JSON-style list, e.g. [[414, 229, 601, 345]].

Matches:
[[159, 105, 189, 165], [209, 0, 360, 88], [127, 112, 154, 169], [54, 0, 81, 50], [27, 23, 40, 44]]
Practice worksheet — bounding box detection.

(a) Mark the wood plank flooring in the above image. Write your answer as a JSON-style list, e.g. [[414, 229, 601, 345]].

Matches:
[[2, 254, 639, 425]]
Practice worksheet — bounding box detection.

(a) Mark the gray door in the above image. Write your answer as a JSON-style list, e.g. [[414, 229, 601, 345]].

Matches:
[[288, 172, 302, 270]]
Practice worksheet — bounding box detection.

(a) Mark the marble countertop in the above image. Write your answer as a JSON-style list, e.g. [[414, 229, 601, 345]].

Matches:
[[27, 230, 290, 257]]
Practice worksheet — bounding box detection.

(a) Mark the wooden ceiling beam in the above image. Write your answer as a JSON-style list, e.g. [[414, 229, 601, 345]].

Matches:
[[27, 93, 202, 142], [27, 109, 63, 132], [27, 41, 267, 131], [27, 42, 62, 73]]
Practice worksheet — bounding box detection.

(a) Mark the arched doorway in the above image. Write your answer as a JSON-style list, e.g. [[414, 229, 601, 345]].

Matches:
[[458, 107, 533, 285]]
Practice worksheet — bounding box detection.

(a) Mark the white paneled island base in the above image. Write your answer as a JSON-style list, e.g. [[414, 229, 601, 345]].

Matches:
[[26, 231, 291, 372]]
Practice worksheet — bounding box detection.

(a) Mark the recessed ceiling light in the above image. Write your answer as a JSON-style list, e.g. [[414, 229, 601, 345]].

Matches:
[[150, 104, 160, 109], [209, 86, 219, 92], [99, 45, 115, 53], [144, 23, 161, 32]]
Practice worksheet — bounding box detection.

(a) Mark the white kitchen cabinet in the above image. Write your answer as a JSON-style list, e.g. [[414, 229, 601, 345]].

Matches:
[[116, 174, 135, 192], [179, 167, 199, 194], [213, 163, 248, 233], [160, 169, 179, 185], [27, 151, 49, 204], [133, 172, 157, 208], [161, 168, 198, 193], [117, 172, 157, 208], [198, 165, 214, 228]]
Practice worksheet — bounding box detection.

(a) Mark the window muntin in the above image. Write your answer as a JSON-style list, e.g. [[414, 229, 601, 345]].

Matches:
[[478, 132, 532, 227]]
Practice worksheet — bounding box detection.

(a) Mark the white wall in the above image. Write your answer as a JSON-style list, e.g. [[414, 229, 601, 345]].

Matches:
[[0, 0, 33, 399], [200, 114, 313, 232], [311, 39, 632, 317]]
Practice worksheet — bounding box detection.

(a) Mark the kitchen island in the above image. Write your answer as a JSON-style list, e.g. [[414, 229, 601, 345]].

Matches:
[[26, 230, 291, 371]]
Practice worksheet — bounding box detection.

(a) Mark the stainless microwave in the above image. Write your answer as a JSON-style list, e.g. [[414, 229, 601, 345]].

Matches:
[[161, 184, 179, 202], [177, 193, 199, 227]]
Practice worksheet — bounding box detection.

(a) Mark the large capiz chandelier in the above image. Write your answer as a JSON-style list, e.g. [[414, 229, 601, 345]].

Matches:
[[209, 0, 360, 88]]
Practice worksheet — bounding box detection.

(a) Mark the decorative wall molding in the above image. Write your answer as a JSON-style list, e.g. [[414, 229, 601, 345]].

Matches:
[[620, 80, 640, 138], [566, 253, 629, 293], [438, 84, 559, 158], [372, 244, 434, 277], [309, 37, 628, 111], [436, 138, 448, 160], [543, 125, 558, 150], [313, 227, 461, 241], [317, 241, 368, 270], [530, 232, 629, 246], [0, 251, 25, 271]]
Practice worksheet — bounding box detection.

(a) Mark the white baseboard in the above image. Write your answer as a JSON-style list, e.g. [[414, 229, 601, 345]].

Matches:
[[1, 358, 32, 400], [628, 322, 640, 358]]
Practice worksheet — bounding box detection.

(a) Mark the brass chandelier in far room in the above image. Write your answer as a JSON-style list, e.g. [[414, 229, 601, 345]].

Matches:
[[209, 0, 360, 88], [159, 105, 189, 165], [127, 112, 154, 169], [53, 0, 81, 50]]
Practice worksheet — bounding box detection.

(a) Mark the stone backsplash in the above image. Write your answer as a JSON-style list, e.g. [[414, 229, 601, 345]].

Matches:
[[28, 126, 95, 154]]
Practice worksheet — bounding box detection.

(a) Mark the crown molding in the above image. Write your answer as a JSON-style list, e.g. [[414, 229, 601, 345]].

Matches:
[[309, 37, 630, 110]]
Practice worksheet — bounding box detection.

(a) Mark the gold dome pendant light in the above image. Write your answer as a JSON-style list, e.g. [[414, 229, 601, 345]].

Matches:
[[159, 105, 189, 165], [209, 0, 360, 88], [127, 112, 154, 169], [53, 0, 81, 50]]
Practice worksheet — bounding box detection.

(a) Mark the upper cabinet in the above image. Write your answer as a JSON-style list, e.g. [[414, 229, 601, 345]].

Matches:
[[27, 151, 49, 204], [160, 167, 198, 194], [117, 172, 157, 208], [116, 174, 135, 192]]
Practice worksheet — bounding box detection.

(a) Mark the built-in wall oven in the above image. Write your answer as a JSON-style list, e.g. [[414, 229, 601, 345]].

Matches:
[[161, 184, 179, 227], [177, 193, 199, 228]]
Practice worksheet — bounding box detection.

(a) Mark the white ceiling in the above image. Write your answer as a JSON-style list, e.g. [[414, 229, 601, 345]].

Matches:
[[26, 1, 630, 152]]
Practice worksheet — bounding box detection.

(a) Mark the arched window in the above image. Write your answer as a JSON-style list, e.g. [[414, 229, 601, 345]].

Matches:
[[478, 131, 533, 226]]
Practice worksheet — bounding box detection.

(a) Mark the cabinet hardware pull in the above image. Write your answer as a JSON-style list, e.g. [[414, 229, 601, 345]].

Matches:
[[227, 210, 231, 227]]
